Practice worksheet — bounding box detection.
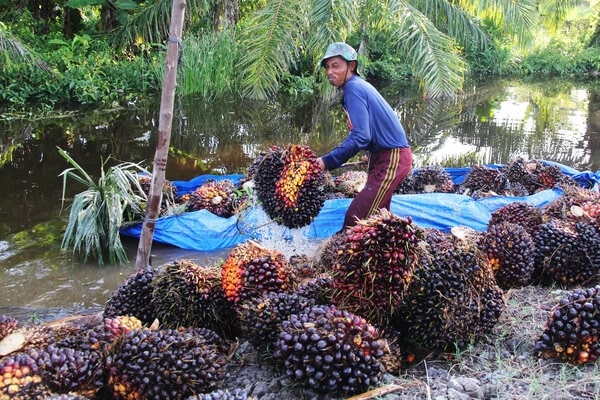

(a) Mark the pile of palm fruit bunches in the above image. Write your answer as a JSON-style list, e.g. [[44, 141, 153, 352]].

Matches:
[[2, 152, 600, 398]]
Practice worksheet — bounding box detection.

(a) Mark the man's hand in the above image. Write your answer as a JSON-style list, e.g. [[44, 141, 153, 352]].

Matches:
[[316, 157, 326, 171]]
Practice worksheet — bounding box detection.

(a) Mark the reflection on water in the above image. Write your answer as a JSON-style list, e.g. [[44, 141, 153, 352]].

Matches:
[[1, 77, 600, 318]]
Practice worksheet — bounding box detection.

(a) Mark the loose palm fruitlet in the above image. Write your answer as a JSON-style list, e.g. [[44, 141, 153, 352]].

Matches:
[[273, 304, 385, 396], [533, 220, 600, 286], [107, 327, 227, 400], [103, 268, 157, 326], [221, 241, 294, 304], [534, 286, 600, 365], [477, 222, 536, 289], [183, 179, 236, 217], [488, 201, 544, 235], [0, 351, 49, 399], [254, 144, 326, 229], [238, 291, 315, 350], [393, 229, 505, 352], [152, 260, 238, 338], [331, 209, 422, 325]]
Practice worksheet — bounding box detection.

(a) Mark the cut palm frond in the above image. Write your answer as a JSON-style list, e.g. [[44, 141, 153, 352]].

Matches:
[[58, 147, 148, 266]]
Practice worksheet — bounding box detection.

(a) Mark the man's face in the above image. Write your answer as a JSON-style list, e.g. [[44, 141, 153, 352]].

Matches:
[[323, 56, 351, 88]]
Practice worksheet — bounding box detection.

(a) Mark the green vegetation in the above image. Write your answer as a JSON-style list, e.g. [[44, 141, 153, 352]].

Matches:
[[58, 147, 148, 266], [1, 1, 600, 111]]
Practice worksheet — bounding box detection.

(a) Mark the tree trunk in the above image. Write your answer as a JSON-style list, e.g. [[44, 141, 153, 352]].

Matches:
[[135, 0, 186, 269]]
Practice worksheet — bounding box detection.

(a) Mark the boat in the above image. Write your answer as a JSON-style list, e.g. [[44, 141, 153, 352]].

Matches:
[[119, 162, 600, 251]]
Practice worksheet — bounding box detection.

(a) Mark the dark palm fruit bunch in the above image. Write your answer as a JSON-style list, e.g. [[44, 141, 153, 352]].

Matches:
[[333, 170, 367, 197], [103, 267, 157, 326], [137, 175, 178, 215], [533, 220, 600, 286], [394, 229, 505, 352], [273, 304, 385, 395], [537, 164, 578, 191], [461, 165, 508, 194], [410, 165, 455, 194], [330, 209, 422, 325], [35, 324, 109, 397], [152, 260, 238, 338], [311, 231, 346, 274], [502, 157, 540, 194], [534, 286, 600, 365], [477, 221, 536, 289], [394, 169, 416, 194], [186, 388, 248, 400], [0, 351, 49, 399], [237, 291, 315, 350], [183, 179, 236, 217], [488, 201, 544, 235], [221, 241, 294, 304], [0, 315, 19, 340], [254, 144, 326, 229], [106, 327, 227, 400], [295, 274, 335, 305]]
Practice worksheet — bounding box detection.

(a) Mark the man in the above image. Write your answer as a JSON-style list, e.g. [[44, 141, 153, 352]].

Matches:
[[317, 42, 413, 229]]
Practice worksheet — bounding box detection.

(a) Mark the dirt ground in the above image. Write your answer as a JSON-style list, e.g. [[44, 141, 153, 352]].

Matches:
[[217, 285, 600, 400]]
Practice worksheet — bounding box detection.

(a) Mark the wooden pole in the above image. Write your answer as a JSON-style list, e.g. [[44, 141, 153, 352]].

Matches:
[[135, 0, 186, 269]]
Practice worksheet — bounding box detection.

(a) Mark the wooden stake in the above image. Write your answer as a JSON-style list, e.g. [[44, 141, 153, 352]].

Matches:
[[345, 384, 405, 400], [135, 0, 186, 269]]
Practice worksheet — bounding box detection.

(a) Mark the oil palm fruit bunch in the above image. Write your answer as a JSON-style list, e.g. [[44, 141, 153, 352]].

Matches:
[[136, 175, 178, 214], [273, 304, 385, 395], [411, 165, 455, 193], [502, 157, 540, 194], [254, 144, 326, 229], [294, 274, 335, 305], [311, 232, 345, 274], [394, 169, 416, 194], [35, 324, 109, 397], [461, 165, 508, 195], [488, 201, 544, 235], [533, 219, 600, 286], [221, 241, 294, 304], [106, 327, 227, 400], [237, 291, 315, 350], [333, 170, 367, 197], [330, 209, 422, 325], [103, 267, 157, 326], [0, 315, 19, 340], [394, 229, 505, 352], [152, 260, 238, 338], [0, 351, 49, 399], [478, 221, 536, 289], [183, 179, 236, 217], [534, 286, 600, 365]]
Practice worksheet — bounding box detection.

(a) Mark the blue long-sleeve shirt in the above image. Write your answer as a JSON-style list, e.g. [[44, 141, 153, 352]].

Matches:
[[322, 75, 410, 170]]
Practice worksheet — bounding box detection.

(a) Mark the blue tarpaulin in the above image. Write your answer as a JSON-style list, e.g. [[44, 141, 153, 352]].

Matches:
[[120, 164, 600, 251]]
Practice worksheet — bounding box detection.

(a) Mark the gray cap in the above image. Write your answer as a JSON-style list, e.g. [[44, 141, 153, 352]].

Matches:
[[319, 42, 360, 75]]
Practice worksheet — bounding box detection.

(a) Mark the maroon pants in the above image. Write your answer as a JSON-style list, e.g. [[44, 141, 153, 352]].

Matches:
[[343, 147, 413, 228]]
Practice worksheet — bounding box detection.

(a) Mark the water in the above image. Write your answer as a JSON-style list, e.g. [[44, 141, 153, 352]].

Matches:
[[1, 76, 599, 320]]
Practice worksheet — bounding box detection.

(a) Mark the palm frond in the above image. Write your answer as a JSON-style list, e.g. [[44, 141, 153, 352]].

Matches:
[[307, 0, 357, 52], [469, 0, 538, 43], [391, 2, 465, 98], [411, 0, 490, 50], [59, 149, 148, 266], [109, 0, 209, 49], [237, 0, 306, 100]]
